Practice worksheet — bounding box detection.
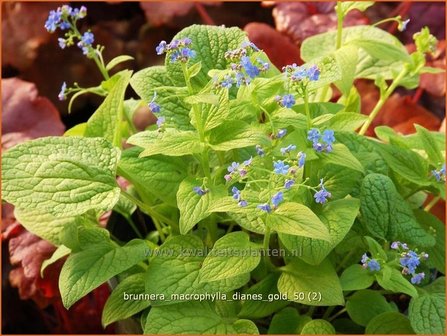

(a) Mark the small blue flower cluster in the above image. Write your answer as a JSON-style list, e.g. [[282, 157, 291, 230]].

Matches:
[[276, 129, 287, 139], [45, 5, 87, 33], [431, 163, 446, 182], [224, 157, 253, 182], [282, 64, 320, 83], [45, 6, 94, 55], [361, 253, 381, 272], [257, 191, 284, 213], [314, 179, 331, 204], [232, 187, 248, 207], [148, 92, 161, 114], [193, 186, 208, 196], [156, 38, 196, 63], [214, 42, 269, 89], [307, 128, 335, 153], [392, 241, 428, 285], [275, 94, 296, 108]]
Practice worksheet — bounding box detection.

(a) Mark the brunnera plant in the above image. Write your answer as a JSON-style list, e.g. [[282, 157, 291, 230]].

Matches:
[[2, 2, 445, 335]]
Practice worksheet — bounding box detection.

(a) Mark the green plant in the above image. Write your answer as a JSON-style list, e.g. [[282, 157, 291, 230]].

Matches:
[[2, 2, 445, 334]]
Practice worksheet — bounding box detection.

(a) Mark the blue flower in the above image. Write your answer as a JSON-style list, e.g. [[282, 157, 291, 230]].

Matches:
[[400, 250, 421, 274], [240, 56, 260, 78], [182, 37, 192, 45], [257, 58, 270, 71], [322, 130, 335, 145], [284, 179, 295, 189], [58, 38, 66, 49], [277, 129, 287, 138], [271, 191, 284, 207], [257, 203, 271, 213], [227, 162, 240, 173], [221, 75, 233, 89], [256, 145, 265, 157], [314, 179, 331, 204], [432, 163, 446, 182], [391, 241, 409, 250], [399, 19, 410, 32], [280, 144, 297, 155], [291, 67, 308, 81], [243, 157, 253, 166], [232, 186, 241, 200], [367, 259, 381, 271], [238, 200, 248, 207], [156, 41, 167, 55], [59, 21, 71, 30], [274, 160, 290, 175], [307, 128, 320, 143], [81, 31, 94, 45], [361, 253, 381, 271], [276, 94, 295, 108], [241, 41, 259, 51], [193, 186, 207, 196], [411, 272, 425, 284], [313, 142, 324, 152], [181, 48, 196, 60], [45, 9, 62, 33], [156, 116, 165, 128], [149, 102, 160, 113], [307, 65, 321, 81], [298, 152, 306, 168], [58, 82, 67, 101]]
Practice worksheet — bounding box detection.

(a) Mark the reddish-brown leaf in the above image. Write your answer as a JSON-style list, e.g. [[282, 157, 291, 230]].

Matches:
[[2, 78, 65, 149], [244, 22, 302, 69]]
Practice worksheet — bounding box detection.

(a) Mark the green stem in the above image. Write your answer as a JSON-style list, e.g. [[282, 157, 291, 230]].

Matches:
[[307, 306, 317, 317], [304, 90, 311, 129], [121, 191, 173, 240], [263, 226, 271, 252], [335, 2, 344, 50], [373, 16, 401, 27], [323, 306, 335, 320], [181, 63, 211, 180], [125, 215, 143, 239], [336, 249, 356, 272], [329, 307, 347, 321], [152, 217, 166, 242], [424, 195, 441, 212], [358, 67, 408, 135]]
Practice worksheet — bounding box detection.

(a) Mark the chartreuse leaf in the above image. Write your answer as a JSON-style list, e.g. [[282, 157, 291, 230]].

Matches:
[[117, 147, 186, 205], [144, 301, 258, 334], [59, 239, 148, 308], [415, 209, 446, 273], [238, 274, 289, 319], [279, 198, 359, 265], [376, 144, 430, 186], [208, 121, 270, 151], [177, 177, 225, 234], [272, 108, 307, 129], [14, 207, 77, 246], [360, 174, 435, 247], [267, 307, 303, 334], [267, 202, 330, 241], [301, 26, 409, 79], [106, 55, 134, 71], [334, 45, 358, 96], [41, 245, 71, 276], [319, 143, 364, 173], [317, 164, 362, 199], [278, 258, 344, 306], [199, 232, 261, 282], [301, 319, 336, 334], [376, 266, 418, 298], [365, 312, 415, 334], [166, 25, 247, 87], [409, 280, 445, 335], [102, 273, 150, 327], [340, 264, 375, 291], [85, 70, 132, 147], [415, 124, 444, 165], [346, 290, 394, 326], [2, 136, 121, 217], [202, 89, 231, 131], [130, 66, 191, 130], [127, 128, 204, 157], [145, 235, 250, 305], [327, 113, 368, 131], [339, 1, 374, 15]]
